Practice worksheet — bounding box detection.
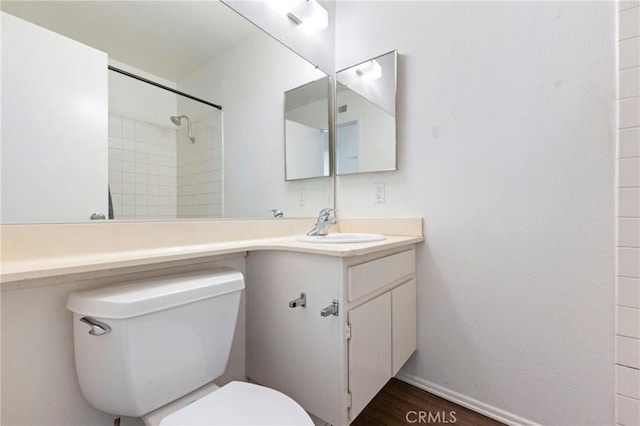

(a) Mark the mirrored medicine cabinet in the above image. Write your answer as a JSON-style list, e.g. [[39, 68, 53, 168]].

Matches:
[[284, 50, 397, 179]]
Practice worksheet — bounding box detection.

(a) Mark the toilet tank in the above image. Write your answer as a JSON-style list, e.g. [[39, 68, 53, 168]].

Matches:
[[66, 268, 244, 417]]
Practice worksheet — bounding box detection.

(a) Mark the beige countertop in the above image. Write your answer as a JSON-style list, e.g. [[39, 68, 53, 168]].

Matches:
[[1, 235, 423, 284], [0, 218, 424, 284]]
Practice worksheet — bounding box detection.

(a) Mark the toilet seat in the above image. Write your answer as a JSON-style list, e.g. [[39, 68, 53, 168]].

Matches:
[[158, 381, 314, 425]]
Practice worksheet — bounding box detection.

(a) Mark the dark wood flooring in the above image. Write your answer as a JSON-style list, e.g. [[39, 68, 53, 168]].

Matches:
[[352, 379, 504, 426]]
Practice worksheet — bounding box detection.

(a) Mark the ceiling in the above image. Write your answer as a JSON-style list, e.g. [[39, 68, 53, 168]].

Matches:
[[1, 1, 261, 82]]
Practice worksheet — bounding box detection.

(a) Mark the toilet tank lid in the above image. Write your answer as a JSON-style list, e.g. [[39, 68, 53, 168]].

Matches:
[[66, 268, 244, 319]]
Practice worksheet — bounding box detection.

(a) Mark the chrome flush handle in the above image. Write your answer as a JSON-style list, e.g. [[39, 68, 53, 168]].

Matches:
[[79, 316, 111, 336]]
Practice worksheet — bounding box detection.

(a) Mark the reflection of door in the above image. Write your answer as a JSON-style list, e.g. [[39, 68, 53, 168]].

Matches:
[[1, 13, 109, 222], [337, 121, 359, 174]]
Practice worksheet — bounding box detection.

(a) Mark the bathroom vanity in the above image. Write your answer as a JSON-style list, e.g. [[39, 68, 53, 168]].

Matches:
[[246, 246, 417, 426], [0, 219, 422, 426]]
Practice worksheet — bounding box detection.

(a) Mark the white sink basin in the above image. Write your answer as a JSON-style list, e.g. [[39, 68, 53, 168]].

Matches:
[[297, 233, 386, 244]]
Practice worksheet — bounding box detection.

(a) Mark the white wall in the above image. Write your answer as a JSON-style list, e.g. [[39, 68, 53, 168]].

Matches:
[[615, 1, 640, 425], [1, 12, 108, 223], [178, 32, 332, 219], [335, 2, 615, 425]]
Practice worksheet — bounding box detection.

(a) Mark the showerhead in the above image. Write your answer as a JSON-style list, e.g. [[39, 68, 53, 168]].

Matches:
[[169, 115, 196, 143], [170, 115, 183, 126]]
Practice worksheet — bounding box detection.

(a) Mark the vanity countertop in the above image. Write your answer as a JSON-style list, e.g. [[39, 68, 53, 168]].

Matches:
[[1, 219, 424, 284]]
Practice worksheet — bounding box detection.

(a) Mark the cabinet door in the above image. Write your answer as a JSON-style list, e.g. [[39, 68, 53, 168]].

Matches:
[[246, 251, 343, 425], [392, 279, 417, 375], [348, 292, 392, 420]]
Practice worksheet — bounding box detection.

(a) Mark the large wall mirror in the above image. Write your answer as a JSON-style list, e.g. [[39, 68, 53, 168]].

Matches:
[[0, 1, 333, 223], [335, 50, 397, 175]]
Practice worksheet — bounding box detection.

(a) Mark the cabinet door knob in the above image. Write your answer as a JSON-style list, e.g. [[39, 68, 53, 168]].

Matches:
[[320, 300, 339, 317], [289, 292, 307, 308]]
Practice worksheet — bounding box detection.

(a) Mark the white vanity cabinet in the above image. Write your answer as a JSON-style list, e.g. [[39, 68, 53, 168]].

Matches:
[[246, 246, 417, 426]]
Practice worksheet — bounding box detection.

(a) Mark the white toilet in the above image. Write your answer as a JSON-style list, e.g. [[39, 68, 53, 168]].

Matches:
[[66, 268, 313, 425]]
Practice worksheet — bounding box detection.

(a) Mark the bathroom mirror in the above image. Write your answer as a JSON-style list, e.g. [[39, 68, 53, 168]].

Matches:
[[335, 50, 397, 175], [0, 1, 333, 223], [284, 76, 331, 181]]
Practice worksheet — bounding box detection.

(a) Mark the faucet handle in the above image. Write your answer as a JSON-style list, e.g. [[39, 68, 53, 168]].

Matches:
[[318, 208, 335, 218]]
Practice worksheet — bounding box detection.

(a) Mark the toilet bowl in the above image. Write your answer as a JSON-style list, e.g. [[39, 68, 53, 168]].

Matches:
[[66, 268, 312, 426], [145, 381, 313, 425]]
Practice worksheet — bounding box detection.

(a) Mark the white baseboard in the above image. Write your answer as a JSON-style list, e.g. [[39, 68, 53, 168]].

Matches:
[[394, 372, 540, 426]]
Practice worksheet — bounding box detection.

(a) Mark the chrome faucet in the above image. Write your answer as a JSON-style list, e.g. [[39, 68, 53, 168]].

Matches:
[[307, 208, 337, 236]]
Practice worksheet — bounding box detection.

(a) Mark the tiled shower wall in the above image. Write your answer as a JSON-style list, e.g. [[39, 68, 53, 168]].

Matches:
[[177, 110, 224, 218], [108, 114, 178, 220], [616, 1, 640, 425]]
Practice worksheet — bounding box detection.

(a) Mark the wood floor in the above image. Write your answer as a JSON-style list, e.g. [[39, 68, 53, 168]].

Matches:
[[352, 379, 504, 426]]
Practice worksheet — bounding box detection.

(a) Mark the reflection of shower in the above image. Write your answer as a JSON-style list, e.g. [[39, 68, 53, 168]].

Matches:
[[170, 115, 196, 143]]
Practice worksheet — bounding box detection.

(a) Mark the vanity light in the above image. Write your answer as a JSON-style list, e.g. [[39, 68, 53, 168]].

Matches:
[[355, 60, 383, 80], [284, 0, 329, 32]]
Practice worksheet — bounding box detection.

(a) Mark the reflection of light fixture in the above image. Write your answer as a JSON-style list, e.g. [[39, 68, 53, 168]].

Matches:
[[281, 0, 328, 32], [355, 60, 382, 80]]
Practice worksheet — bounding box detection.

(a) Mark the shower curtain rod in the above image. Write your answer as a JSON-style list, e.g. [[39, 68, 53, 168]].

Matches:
[[108, 65, 222, 110]]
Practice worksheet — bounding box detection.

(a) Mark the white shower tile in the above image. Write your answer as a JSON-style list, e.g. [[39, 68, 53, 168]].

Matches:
[[122, 172, 135, 184], [122, 205, 136, 218], [617, 365, 640, 400], [109, 170, 122, 184], [122, 139, 136, 152], [619, 218, 640, 247], [135, 205, 148, 217], [122, 117, 135, 129], [122, 127, 135, 140], [123, 161, 135, 174], [108, 124, 122, 138], [620, 37, 640, 70], [109, 182, 122, 195], [133, 151, 146, 162], [135, 128, 149, 143], [616, 395, 640, 426], [135, 141, 148, 153], [135, 173, 148, 185], [617, 306, 640, 338], [109, 149, 122, 161], [158, 180, 173, 191], [108, 114, 122, 127], [621, 98, 640, 128], [620, 128, 640, 159], [135, 163, 147, 174], [147, 205, 159, 217], [619, 159, 640, 188], [108, 137, 122, 149], [617, 336, 640, 369], [620, 68, 640, 100], [135, 183, 146, 195], [619, 1, 640, 11], [618, 248, 640, 278], [108, 159, 122, 172], [122, 184, 135, 195], [620, 7, 640, 40], [619, 277, 640, 308]]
